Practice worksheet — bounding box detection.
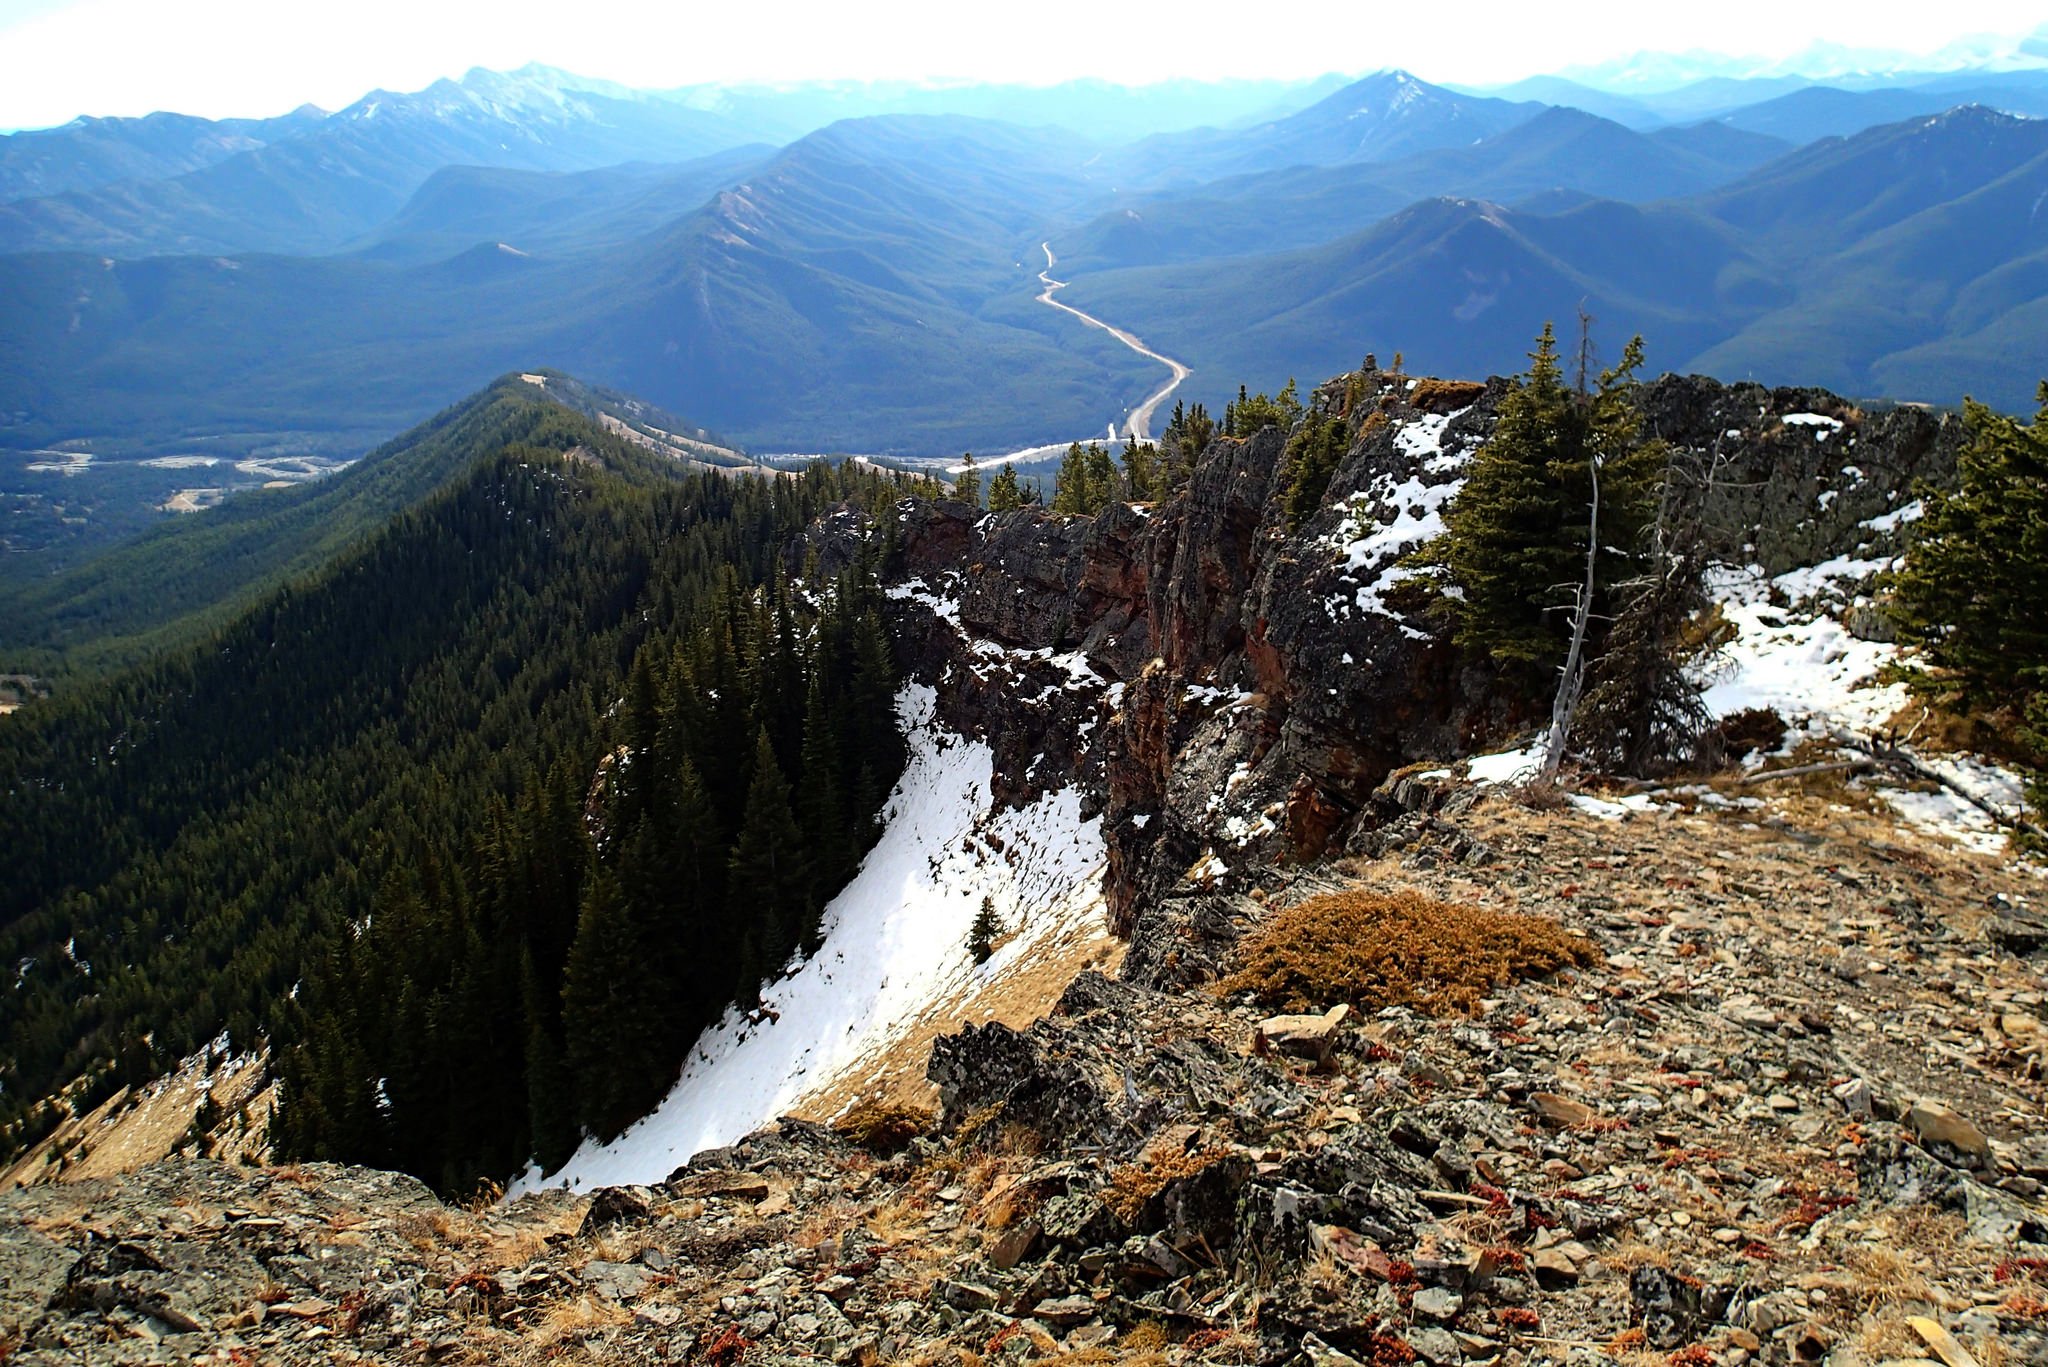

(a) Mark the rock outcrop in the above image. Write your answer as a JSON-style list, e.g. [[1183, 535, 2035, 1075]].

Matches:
[[856, 368, 1963, 944]]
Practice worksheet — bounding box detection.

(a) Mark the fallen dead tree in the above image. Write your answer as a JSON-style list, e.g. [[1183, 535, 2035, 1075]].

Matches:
[[1828, 727, 2047, 844]]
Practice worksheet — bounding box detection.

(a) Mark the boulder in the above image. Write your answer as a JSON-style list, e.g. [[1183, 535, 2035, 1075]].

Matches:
[[1253, 1004, 1353, 1066]]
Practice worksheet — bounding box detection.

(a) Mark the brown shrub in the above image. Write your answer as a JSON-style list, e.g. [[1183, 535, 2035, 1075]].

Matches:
[[1217, 889, 1599, 1016], [834, 1100, 934, 1153], [1706, 706, 1787, 762], [1408, 378, 1488, 414], [1101, 1146, 1231, 1224]]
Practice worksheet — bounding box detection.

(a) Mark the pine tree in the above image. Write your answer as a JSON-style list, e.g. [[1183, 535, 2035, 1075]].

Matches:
[[1890, 382, 2048, 812], [967, 895, 1001, 964], [1432, 323, 1662, 685], [986, 464, 1023, 513], [954, 453, 981, 506]]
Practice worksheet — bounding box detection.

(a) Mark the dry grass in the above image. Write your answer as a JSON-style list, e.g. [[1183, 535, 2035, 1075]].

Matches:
[[1218, 888, 1599, 1016], [865, 1196, 927, 1246], [834, 1100, 934, 1153], [492, 1293, 629, 1364], [1102, 1146, 1232, 1224], [1408, 378, 1488, 413]]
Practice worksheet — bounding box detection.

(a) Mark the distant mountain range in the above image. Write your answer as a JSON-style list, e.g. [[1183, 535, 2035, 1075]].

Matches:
[[3, 58, 2047, 574], [1059, 105, 2048, 418]]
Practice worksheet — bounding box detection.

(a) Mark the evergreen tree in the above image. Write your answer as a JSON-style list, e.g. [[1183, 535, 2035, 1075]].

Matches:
[[1431, 324, 1663, 686], [1890, 383, 2048, 811], [986, 464, 1024, 513], [967, 895, 1001, 964], [1052, 443, 1089, 514], [728, 727, 811, 986], [954, 453, 981, 506], [560, 868, 649, 1136], [1282, 414, 1348, 529], [1122, 441, 1160, 502], [796, 664, 853, 931], [1084, 443, 1117, 511], [1161, 401, 1214, 490]]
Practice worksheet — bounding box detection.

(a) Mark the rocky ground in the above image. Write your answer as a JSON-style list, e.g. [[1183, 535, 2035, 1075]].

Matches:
[[4, 768, 2041, 1367]]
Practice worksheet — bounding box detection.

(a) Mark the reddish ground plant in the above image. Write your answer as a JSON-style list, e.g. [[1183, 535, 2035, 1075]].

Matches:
[[1219, 889, 1599, 1017]]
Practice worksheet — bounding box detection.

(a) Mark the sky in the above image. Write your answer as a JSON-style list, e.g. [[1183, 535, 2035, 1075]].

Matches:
[[0, 0, 2045, 130]]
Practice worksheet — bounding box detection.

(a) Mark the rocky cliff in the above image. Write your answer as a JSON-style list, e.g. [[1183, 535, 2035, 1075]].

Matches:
[[863, 367, 1959, 944]]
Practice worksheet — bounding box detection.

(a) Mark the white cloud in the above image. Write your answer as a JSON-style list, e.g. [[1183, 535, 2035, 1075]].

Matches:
[[1, 0, 2045, 129]]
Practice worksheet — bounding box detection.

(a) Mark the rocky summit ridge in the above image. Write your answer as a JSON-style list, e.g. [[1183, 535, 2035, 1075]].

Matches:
[[5, 364, 2044, 1367]]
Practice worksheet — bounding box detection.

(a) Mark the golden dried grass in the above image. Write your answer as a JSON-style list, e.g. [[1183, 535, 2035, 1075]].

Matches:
[[1218, 888, 1598, 1016], [833, 1100, 934, 1153]]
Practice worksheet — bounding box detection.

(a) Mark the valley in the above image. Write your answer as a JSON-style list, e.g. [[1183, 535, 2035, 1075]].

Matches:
[[5, 61, 2048, 583], [1033, 243, 1190, 442], [3, 26, 2048, 1367]]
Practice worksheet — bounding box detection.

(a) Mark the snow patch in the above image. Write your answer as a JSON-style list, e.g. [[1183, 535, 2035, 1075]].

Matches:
[[1860, 500, 1924, 534], [1701, 564, 2029, 852], [518, 684, 1105, 1193], [1700, 564, 1904, 736], [1465, 743, 1543, 786]]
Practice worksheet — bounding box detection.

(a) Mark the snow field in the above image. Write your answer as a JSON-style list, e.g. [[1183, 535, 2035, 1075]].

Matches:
[[516, 684, 1105, 1193]]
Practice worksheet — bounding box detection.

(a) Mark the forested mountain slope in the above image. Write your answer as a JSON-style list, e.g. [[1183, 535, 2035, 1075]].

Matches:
[[0, 106, 328, 203], [0, 117, 1153, 463], [0, 373, 746, 672], [0, 379, 930, 1192], [1060, 106, 2048, 414]]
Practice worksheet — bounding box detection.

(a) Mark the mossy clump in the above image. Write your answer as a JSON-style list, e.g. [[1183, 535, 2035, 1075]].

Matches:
[[1218, 889, 1598, 1016], [833, 1100, 935, 1153]]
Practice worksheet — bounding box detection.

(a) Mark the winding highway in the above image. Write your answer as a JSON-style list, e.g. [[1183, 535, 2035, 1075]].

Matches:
[[1035, 242, 1190, 442]]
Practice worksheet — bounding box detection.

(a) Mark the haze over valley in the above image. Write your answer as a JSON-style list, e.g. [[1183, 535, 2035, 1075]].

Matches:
[[5, 32, 2048, 577]]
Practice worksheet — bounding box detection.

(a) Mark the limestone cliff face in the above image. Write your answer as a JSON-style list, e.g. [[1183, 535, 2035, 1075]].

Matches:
[[841, 368, 1963, 952]]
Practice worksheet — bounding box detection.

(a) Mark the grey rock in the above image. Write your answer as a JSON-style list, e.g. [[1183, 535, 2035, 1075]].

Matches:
[[1412, 1285, 1463, 1322]]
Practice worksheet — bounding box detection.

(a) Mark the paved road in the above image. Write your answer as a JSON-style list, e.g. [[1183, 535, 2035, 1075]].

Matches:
[[1035, 242, 1190, 442]]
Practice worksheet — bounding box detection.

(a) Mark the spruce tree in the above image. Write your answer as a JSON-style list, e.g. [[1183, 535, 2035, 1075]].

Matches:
[[1282, 414, 1348, 529], [796, 665, 854, 931], [1122, 441, 1159, 501], [1890, 383, 2048, 812], [986, 465, 1023, 513], [954, 453, 981, 506], [1090, 443, 1119, 510], [1052, 443, 1089, 514], [1432, 324, 1663, 687], [968, 895, 1001, 964], [728, 727, 811, 986], [560, 867, 641, 1135]]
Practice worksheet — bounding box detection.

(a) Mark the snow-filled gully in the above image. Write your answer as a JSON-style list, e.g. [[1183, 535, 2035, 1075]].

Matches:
[[517, 684, 1105, 1193]]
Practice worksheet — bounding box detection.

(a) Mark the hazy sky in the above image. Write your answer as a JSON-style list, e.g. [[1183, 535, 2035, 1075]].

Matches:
[[1, 0, 2044, 129]]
